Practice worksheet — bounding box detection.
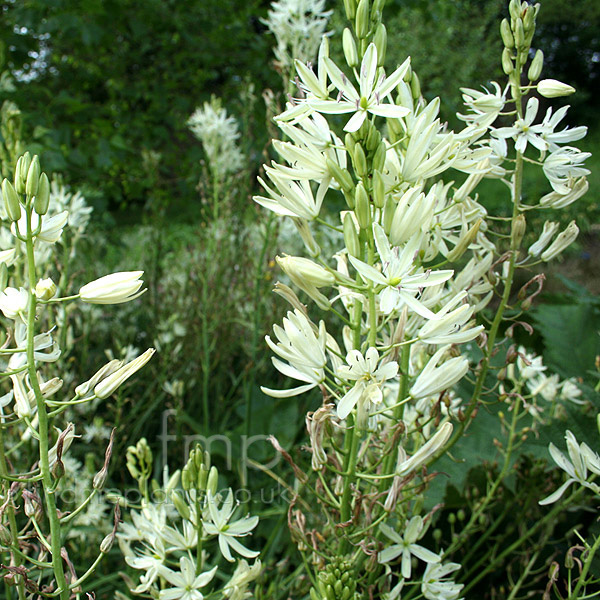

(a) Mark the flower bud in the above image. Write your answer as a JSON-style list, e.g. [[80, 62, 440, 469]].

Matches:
[[382, 195, 395, 235], [326, 158, 354, 193], [207, 465, 219, 496], [0, 263, 7, 291], [514, 18, 525, 48], [352, 144, 367, 178], [528, 49, 543, 81], [354, 182, 370, 230], [501, 48, 513, 75], [537, 79, 575, 98], [500, 19, 514, 48], [372, 142, 386, 173], [0, 524, 12, 547], [94, 348, 155, 399], [523, 5, 535, 32], [277, 256, 335, 288], [372, 170, 385, 208], [343, 212, 360, 258], [34, 173, 50, 216], [293, 218, 320, 257], [100, 532, 115, 554], [79, 271, 145, 305], [172, 490, 191, 520], [35, 278, 56, 301], [541, 220, 579, 261], [511, 214, 526, 248], [343, 0, 356, 20], [2, 179, 21, 222], [25, 155, 40, 197], [410, 72, 421, 100], [508, 0, 521, 21], [365, 126, 380, 153], [447, 219, 481, 262], [355, 0, 369, 39], [15, 153, 31, 194], [342, 29, 358, 68], [373, 23, 387, 66], [371, 0, 385, 22]]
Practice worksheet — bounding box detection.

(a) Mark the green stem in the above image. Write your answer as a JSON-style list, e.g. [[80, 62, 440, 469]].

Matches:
[[25, 205, 69, 599], [568, 531, 600, 600], [0, 427, 26, 600], [339, 414, 359, 554]]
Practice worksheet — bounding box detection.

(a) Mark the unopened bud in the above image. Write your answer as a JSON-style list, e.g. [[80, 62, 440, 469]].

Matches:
[[514, 18, 525, 49], [372, 142, 386, 173], [35, 278, 56, 301], [343, 0, 356, 20], [502, 48, 513, 75], [508, 0, 521, 22], [500, 19, 514, 48], [382, 195, 395, 235], [410, 72, 421, 100], [207, 466, 219, 496], [34, 173, 50, 216], [342, 29, 358, 68], [326, 158, 354, 193], [343, 212, 360, 257], [541, 220, 579, 261], [0, 524, 11, 547], [355, 0, 369, 39], [537, 79, 575, 98], [15, 153, 31, 194], [354, 182, 370, 229], [523, 5, 535, 32], [372, 170, 385, 208], [100, 532, 115, 554], [352, 144, 367, 178], [511, 214, 526, 248], [365, 126, 380, 153], [0, 263, 7, 291], [2, 179, 21, 222], [277, 256, 335, 288], [25, 155, 40, 197], [373, 23, 387, 66], [171, 490, 191, 520], [528, 49, 543, 81]]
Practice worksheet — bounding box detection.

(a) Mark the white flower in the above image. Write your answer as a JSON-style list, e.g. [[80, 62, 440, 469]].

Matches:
[[410, 346, 469, 400], [204, 490, 259, 562], [159, 557, 217, 600], [261, 309, 328, 398], [539, 430, 600, 505], [224, 559, 262, 599], [378, 518, 441, 579], [79, 271, 145, 304], [421, 561, 464, 600], [543, 146, 590, 194], [336, 347, 398, 420], [541, 220, 578, 261], [458, 82, 506, 128], [396, 422, 454, 476], [0, 287, 28, 321], [528, 221, 559, 257], [540, 176, 588, 209], [310, 44, 410, 132], [492, 96, 547, 153], [538, 105, 587, 151], [561, 379, 584, 405], [93, 348, 155, 399], [8, 322, 61, 370], [349, 226, 453, 317], [12, 210, 69, 243]]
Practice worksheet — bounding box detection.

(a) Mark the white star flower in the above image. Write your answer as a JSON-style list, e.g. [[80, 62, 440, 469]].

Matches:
[[310, 44, 411, 132], [159, 557, 217, 600]]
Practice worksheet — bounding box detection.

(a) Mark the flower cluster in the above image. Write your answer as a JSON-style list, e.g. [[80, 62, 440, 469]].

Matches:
[[120, 443, 260, 599]]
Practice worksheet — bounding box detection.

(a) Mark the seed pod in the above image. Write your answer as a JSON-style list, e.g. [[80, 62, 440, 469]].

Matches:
[[100, 533, 115, 554], [25, 155, 40, 197], [34, 173, 50, 215], [355, 0, 369, 39], [373, 23, 387, 66], [354, 181, 370, 229], [352, 144, 367, 178], [2, 179, 21, 222], [500, 19, 514, 48], [342, 29, 358, 68]]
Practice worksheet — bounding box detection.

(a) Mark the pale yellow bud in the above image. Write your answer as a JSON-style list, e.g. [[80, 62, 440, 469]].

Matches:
[[537, 79, 576, 98]]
